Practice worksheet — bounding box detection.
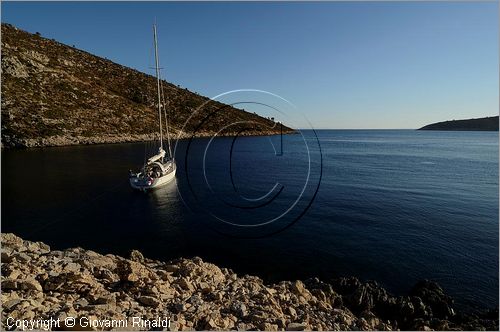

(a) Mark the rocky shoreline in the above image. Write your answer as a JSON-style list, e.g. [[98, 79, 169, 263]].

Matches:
[[1, 233, 498, 331], [1, 129, 293, 149]]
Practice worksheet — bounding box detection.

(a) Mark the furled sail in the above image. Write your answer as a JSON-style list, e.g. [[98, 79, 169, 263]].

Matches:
[[147, 148, 166, 164]]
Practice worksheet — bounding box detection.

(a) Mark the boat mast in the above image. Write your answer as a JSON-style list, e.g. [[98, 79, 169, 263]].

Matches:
[[153, 24, 163, 152], [163, 93, 173, 161]]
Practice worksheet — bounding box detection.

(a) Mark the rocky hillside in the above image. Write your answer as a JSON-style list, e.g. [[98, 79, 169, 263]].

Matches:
[[419, 116, 499, 131], [1, 23, 292, 148], [1, 233, 498, 331]]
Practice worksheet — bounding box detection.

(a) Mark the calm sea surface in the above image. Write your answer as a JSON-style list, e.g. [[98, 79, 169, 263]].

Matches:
[[2, 130, 498, 310]]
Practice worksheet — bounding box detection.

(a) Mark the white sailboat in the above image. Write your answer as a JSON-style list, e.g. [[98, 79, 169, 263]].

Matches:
[[129, 24, 176, 191]]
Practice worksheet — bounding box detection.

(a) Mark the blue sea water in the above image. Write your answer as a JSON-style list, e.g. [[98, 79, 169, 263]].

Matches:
[[2, 130, 498, 310]]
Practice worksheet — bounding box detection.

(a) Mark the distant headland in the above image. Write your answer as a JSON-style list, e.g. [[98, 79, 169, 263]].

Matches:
[[419, 116, 499, 131]]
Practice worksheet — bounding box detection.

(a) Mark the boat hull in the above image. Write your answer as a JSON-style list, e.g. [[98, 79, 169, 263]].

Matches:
[[129, 166, 176, 191]]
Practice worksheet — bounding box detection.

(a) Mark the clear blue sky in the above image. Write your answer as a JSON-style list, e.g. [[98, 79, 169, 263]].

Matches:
[[2, 1, 498, 129]]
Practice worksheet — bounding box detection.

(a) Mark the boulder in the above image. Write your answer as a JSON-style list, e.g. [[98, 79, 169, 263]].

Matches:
[[3, 299, 22, 312], [2, 279, 18, 290], [291, 280, 312, 301], [115, 259, 154, 283], [286, 322, 308, 331], [1, 248, 14, 263], [177, 278, 195, 292], [410, 280, 455, 319], [19, 278, 43, 292], [260, 322, 279, 331], [129, 250, 144, 262], [137, 295, 160, 308], [230, 301, 248, 317]]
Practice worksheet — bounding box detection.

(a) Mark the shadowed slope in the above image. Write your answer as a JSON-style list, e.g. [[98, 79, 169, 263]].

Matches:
[[1, 23, 293, 148]]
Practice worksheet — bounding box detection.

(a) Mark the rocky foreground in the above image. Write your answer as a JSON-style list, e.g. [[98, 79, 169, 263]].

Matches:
[[1, 233, 498, 331]]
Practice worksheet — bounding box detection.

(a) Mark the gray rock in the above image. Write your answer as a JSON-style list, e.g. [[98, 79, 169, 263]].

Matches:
[[165, 264, 179, 273], [129, 250, 144, 262], [19, 278, 43, 292], [169, 320, 180, 331], [291, 280, 311, 300], [1, 248, 14, 263], [73, 298, 89, 308], [410, 280, 455, 319], [83, 303, 115, 311], [2, 279, 18, 290], [188, 294, 203, 307], [198, 281, 212, 294], [174, 302, 186, 313], [3, 299, 22, 311], [94, 295, 116, 305], [288, 307, 297, 319], [14, 252, 31, 262], [2, 56, 29, 78], [49, 250, 65, 259], [286, 322, 308, 331], [260, 322, 279, 331], [37, 242, 51, 254], [63, 262, 80, 272], [137, 295, 160, 308], [178, 278, 194, 292], [230, 302, 248, 317]]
